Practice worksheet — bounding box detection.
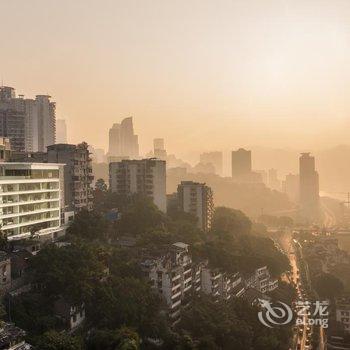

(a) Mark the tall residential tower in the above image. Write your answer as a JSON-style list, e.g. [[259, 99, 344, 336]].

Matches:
[[108, 117, 139, 159], [299, 153, 319, 219]]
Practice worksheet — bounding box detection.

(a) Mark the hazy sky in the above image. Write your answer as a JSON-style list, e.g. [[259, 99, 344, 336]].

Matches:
[[2, 0, 350, 156]]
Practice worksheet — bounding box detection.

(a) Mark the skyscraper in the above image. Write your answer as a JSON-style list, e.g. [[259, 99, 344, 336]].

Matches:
[[0, 87, 56, 152], [268, 168, 281, 191], [108, 117, 139, 158], [231, 148, 251, 179], [56, 119, 67, 143], [109, 158, 166, 212], [299, 153, 319, 218], [36, 95, 56, 152], [153, 138, 164, 151], [153, 138, 167, 160], [177, 181, 214, 232], [283, 173, 299, 203], [200, 151, 223, 176]]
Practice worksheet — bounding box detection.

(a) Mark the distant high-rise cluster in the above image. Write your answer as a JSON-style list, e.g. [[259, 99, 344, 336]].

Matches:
[[108, 117, 139, 159], [0, 86, 55, 152]]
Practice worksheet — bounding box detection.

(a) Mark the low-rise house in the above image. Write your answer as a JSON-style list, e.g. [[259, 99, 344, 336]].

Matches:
[[9, 250, 32, 295], [0, 251, 11, 293], [54, 297, 86, 331], [0, 322, 32, 349]]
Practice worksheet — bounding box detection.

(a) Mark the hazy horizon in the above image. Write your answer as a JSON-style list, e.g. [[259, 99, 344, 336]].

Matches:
[[3, 0, 350, 154]]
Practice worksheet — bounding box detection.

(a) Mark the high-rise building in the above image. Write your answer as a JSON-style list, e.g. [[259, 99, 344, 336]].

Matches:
[[88, 146, 105, 163], [177, 181, 214, 232], [153, 138, 164, 151], [268, 168, 281, 191], [0, 138, 11, 162], [153, 138, 167, 160], [56, 119, 67, 144], [0, 162, 63, 241], [0, 108, 25, 152], [231, 148, 251, 179], [283, 173, 299, 203], [299, 153, 319, 217], [47, 143, 94, 213], [36, 95, 56, 152], [109, 158, 166, 212], [200, 151, 223, 176], [108, 117, 139, 158], [0, 86, 56, 152]]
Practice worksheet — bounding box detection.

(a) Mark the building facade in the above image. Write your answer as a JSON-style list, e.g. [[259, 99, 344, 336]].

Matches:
[[177, 181, 214, 231], [200, 151, 223, 176], [142, 242, 193, 324], [299, 153, 319, 219], [109, 158, 166, 212], [47, 143, 93, 214], [108, 117, 139, 158], [0, 86, 55, 153], [0, 163, 63, 241], [56, 119, 67, 144], [231, 148, 251, 179]]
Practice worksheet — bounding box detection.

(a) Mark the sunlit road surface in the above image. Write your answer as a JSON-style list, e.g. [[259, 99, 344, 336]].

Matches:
[[288, 241, 310, 350]]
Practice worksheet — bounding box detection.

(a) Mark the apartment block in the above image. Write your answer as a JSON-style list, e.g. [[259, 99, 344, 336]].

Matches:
[[0, 163, 63, 241], [244, 266, 278, 294], [47, 143, 93, 213], [142, 242, 193, 324], [177, 181, 214, 231], [109, 158, 166, 212]]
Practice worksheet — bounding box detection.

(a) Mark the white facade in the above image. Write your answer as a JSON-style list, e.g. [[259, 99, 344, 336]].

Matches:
[[109, 158, 166, 212], [0, 163, 63, 241], [143, 242, 193, 324], [245, 266, 278, 294]]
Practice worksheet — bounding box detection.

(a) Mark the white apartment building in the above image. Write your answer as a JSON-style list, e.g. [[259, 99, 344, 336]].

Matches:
[[245, 266, 278, 294], [142, 242, 193, 324], [201, 267, 221, 299], [177, 181, 214, 231], [0, 163, 63, 241], [109, 158, 166, 212]]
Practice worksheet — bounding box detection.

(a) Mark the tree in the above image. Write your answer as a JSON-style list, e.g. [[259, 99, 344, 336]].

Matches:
[[87, 327, 140, 350], [30, 243, 105, 304], [67, 209, 109, 241], [211, 207, 252, 236], [35, 330, 82, 350], [314, 273, 344, 299], [116, 195, 168, 236]]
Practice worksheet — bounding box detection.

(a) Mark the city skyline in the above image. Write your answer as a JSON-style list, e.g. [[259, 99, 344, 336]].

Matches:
[[2, 0, 350, 154]]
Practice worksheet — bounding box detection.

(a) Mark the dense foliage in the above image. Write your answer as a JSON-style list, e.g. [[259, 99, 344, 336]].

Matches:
[[8, 193, 291, 349]]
